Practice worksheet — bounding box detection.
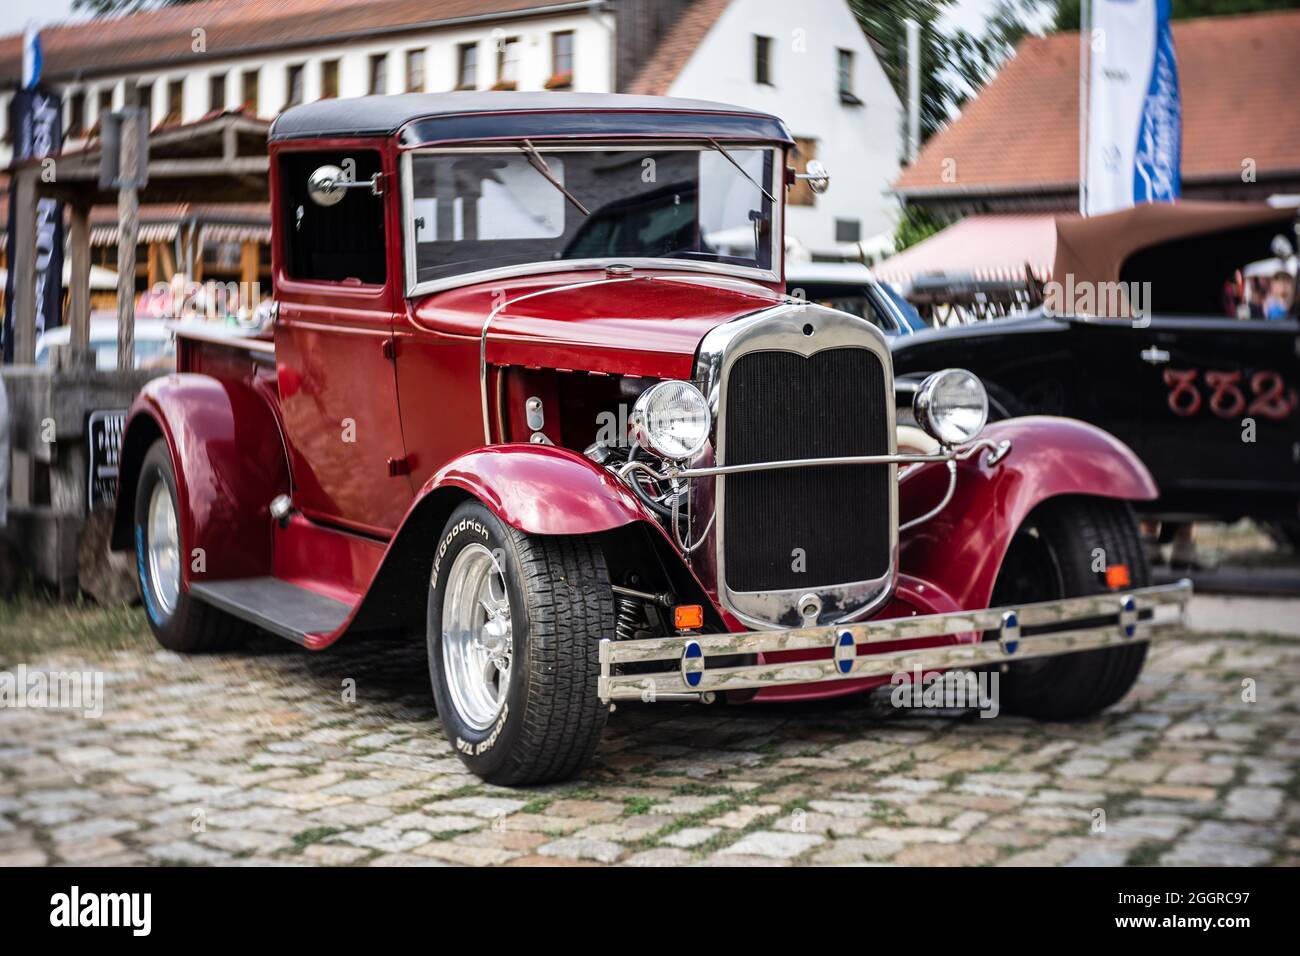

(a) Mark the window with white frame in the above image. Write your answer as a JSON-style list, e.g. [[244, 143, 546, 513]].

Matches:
[[285, 64, 305, 108], [496, 36, 521, 89], [549, 31, 574, 88], [457, 42, 478, 89], [406, 49, 426, 92], [369, 53, 389, 95]]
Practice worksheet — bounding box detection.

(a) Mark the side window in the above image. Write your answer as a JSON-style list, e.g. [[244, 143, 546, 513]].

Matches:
[[279, 150, 386, 285]]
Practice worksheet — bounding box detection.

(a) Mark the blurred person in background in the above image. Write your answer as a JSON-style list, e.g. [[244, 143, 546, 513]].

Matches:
[[1264, 270, 1295, 321]]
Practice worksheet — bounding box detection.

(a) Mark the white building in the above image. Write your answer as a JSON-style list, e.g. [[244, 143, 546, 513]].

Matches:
[[0, 0, 901, 261], [630, 0, 903, 259]]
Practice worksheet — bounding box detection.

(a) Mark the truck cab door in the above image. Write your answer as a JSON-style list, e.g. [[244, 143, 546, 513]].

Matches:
[[272, 146, 413, 534], [1138, 316, 1300, 519]]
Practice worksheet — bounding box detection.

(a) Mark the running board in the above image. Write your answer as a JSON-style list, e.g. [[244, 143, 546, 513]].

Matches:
[[189, 578, 352, 646]]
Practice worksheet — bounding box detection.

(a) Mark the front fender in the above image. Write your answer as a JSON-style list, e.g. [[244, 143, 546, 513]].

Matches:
[[110, 373, 290, 585], [423, 443, 654, 535], [899, 416, 1157, 612], [337, 443, 666, 642]]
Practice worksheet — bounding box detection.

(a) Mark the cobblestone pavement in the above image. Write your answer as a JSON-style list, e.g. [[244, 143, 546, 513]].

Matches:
[[1, 626, 1297, 867]]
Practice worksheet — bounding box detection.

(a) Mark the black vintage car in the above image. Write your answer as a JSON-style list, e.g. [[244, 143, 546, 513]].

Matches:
[[890, 202, 1300, 535]]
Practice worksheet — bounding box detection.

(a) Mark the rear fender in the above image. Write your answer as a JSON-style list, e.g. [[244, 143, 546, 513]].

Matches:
[[110, 373, 290, 586], [899, 416, 1157, 612]]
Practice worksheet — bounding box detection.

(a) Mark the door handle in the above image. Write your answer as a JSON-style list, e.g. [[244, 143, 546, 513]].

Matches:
[[1140, 347, 1170, 365]]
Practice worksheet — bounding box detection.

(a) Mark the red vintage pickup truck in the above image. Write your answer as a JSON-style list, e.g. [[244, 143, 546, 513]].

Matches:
[[111, 92, 1189, 785]]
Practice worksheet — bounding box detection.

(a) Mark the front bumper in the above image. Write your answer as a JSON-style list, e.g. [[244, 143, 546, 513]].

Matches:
[[597, 580, 1192, 703]]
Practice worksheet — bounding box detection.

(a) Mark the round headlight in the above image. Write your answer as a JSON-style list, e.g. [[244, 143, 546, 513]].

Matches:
[[914, 369, 988, 446], [629, 380, 711, 460]]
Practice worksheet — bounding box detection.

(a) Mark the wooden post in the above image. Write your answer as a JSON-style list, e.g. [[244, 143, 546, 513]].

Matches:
[[116, 111, 140, 371], [158, 241, 176, 283], [10, 169, 38, 364], [193, 234, 204, 282], [240, 239, 259, 290], [67, 201, 92, 367]]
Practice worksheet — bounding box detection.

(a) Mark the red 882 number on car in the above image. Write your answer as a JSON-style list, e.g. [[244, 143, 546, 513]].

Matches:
[[1162, 368, 1298, 421]]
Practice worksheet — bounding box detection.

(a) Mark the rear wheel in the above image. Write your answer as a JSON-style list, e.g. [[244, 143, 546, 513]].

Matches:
[[990, 496, 1149, 720], [427, 501, 614, 785], [133, 439, 245, 652]]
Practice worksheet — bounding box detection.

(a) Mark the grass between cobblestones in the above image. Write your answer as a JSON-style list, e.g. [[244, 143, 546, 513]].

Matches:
[[0, 594, 1297, 866]]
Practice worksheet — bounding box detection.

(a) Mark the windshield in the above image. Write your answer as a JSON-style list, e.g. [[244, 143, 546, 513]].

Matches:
[[407, 144, 777, 288]]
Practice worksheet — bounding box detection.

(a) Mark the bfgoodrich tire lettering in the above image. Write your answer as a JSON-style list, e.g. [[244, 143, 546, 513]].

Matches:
[[990, 496, 1150, 720], [427, 500, 615, 785]]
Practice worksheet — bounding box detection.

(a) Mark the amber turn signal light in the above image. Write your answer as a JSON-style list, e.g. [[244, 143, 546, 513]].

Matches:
[[1105, 564, 1132, 590], [674, 605, 704, 631]]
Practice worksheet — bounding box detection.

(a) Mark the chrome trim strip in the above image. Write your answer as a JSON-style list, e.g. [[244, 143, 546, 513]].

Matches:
[[899, 459, 957, 533], [670, 451, 948, 477], [417, 257, 780, 300], [172, 323, 275, 354], [621, 438, 1007, 481], [648, 274, 785, 298], [477, 276, 638, 444], [597, 580, 1192, 701]]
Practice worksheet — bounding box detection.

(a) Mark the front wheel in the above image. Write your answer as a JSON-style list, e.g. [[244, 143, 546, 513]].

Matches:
[[990, 496, 1150, 720], [427, 501, 615, 785], [133, 439, 245, 652]]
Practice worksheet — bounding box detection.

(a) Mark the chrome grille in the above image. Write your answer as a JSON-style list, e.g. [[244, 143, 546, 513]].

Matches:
[[721, 347, 892, 593]]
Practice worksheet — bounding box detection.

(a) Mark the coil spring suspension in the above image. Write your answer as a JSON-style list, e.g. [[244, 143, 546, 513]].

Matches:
[[615, 594, 642, 642]]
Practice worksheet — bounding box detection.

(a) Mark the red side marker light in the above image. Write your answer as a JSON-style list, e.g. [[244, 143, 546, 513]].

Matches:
[[1106, 564, 1131, 590]]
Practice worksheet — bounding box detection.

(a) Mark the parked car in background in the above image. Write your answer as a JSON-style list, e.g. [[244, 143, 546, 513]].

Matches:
[[34, 314, 176, 371], [786, 261, 926, 335], [110, 93, 1188, 785], [891, 202, 1300, 538]]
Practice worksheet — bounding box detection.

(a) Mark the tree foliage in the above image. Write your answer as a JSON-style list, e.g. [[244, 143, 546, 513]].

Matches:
[[893, 203, 943, 251], [1049, 0, 1299, 32], [850, 0, 959, 144]]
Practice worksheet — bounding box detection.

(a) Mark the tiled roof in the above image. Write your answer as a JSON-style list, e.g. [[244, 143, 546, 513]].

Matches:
[[0, 0, 584, 84], [895, 10, 1300, 194], [626, 0, 733, 95]]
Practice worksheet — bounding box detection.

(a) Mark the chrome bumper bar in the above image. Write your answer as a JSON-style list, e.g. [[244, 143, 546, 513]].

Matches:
[[618, 437, 1012, 484], [597, 580, 1192, 703]]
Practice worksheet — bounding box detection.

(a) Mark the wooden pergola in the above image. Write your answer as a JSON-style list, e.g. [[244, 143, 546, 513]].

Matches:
[[7, 111, 269, 366]]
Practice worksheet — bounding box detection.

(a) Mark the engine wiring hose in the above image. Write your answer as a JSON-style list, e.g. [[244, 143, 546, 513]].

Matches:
[[626, 442, 679, 520]]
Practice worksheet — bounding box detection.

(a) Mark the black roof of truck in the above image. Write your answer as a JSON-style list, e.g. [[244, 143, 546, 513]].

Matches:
[[269, 91, 794, 147]]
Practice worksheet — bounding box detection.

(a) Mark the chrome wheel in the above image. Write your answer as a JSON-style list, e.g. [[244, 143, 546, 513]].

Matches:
[[146, 481, 181, 617], [441, 543, 513, 731]]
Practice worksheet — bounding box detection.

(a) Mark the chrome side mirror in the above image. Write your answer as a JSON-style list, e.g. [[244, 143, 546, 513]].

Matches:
[[796, 160, 831, 195], [308, 164, 384, 206], [308, 165, 348, 206]]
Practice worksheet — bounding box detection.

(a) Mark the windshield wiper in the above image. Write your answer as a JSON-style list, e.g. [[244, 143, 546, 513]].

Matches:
[[519, 139, 590, 216], [707, 138, 776, 204]]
